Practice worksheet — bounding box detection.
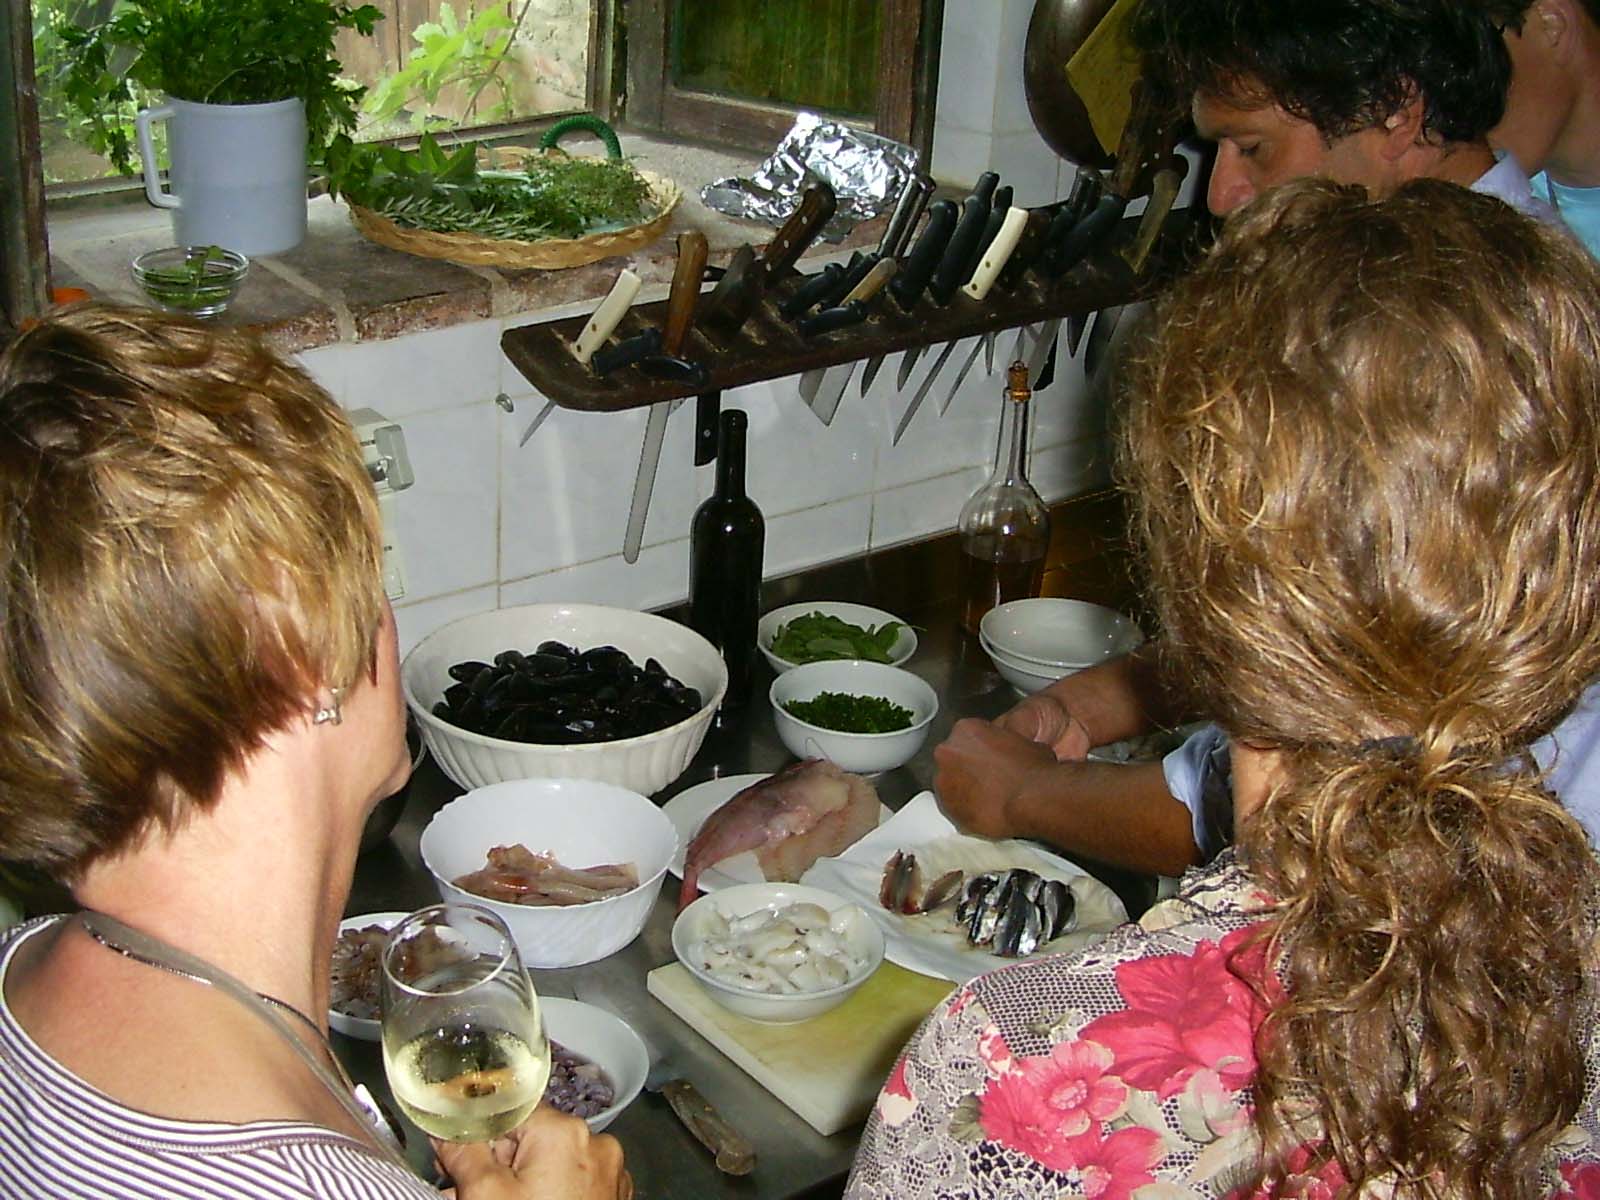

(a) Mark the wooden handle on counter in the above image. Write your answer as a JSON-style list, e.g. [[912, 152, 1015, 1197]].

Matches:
[[661, 231, 709, 358], [660, 1078, 757, 1176]]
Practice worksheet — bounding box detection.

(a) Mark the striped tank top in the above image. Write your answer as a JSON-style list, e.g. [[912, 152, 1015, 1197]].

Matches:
[[0, 917, 438, 1199]]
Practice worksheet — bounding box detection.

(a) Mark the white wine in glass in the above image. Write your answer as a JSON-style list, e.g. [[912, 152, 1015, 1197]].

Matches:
[[380, 902, 551, 1142]]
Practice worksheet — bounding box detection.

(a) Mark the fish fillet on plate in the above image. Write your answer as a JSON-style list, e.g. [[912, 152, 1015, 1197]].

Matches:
[[667, 760, 887, 908]]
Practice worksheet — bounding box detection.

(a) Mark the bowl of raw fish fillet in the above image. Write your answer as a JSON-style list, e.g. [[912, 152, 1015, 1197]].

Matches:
[[420, 778, 678, 968], [672, 882, 885, 1024], [403, 603, 727, 795]]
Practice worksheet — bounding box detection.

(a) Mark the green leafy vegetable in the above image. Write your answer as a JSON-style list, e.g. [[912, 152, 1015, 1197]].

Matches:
[[57, 0, 382, 175], [770, 612, 907, 665], [323, 134, 654, 241], [783, 692, 915, 734]]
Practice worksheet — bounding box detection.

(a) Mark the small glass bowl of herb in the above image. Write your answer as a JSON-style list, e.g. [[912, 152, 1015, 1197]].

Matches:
[[131, 246, 249, 318], [770, 660, 939, 777], [758, 601, 918, 675]]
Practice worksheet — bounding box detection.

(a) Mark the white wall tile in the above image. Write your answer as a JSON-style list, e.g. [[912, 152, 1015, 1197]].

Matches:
[[394, 585, 498, 659], [734, 378, 876, 518], [389, 400, 500, 602], [992, 0, 1036, 136], [501, 400, 701, 580], [935, 2, 1002, 134], [988, 132, 1063, 208], [930, 128, 994, 190], [871, 468, 986, 549], [501, 537, 689, 613], [328, 318, 504, 420], [765, 497, 874, 577], [1030, 432, 1114, 503]]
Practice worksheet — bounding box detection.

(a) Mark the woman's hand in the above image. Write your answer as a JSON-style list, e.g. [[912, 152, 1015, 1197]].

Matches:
[[434, 1105, 631, 1200], [994, 692, 1092, 761]]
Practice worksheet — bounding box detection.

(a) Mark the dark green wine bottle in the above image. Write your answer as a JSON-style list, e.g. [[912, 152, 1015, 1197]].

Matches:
[[689, 409, 764, 710]]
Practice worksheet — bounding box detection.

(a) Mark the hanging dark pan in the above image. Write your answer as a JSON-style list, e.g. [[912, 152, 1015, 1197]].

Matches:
[[1024, 0, 1119, 169]]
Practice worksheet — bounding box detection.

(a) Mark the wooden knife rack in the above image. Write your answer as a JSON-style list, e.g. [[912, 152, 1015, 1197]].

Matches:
[[499, 212, 1203, 412]]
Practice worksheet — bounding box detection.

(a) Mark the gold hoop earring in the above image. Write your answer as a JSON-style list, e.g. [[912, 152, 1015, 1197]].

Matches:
[[313, 688, 344, 726]]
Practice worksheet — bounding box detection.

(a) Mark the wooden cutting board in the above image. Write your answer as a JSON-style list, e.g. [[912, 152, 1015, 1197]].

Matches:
[[647, 961, 953, 1137]]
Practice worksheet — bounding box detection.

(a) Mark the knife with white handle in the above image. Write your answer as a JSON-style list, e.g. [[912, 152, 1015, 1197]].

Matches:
[[962, 206, 1028, 302], [572, 268, 642, 364]]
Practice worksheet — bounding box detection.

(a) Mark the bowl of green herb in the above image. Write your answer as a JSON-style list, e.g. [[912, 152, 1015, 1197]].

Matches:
[[758, 602, 917, 675], [131, 246, 250, 317], [770, 661, 938, 777]]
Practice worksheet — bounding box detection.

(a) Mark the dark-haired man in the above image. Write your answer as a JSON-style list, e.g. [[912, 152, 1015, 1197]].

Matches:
[[932, 0, 1600, 881], [1131, 0, 1554, 221]]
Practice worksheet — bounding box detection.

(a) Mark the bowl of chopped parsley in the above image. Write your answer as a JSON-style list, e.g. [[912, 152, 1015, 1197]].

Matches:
[[758, 601, 917, 674], [770, 660, 939, 776]]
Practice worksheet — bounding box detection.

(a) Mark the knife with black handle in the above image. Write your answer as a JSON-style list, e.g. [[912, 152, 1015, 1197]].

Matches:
[[778, 260, 848, 321], [887, 198, 958, 312], [702, 182, 837, 336], [995, 207, 1056, 291], [796, 258, 898, 338], [800, 171, 934, 317], [928, 172, 1000, 307], [961, 184, 1013, 285]]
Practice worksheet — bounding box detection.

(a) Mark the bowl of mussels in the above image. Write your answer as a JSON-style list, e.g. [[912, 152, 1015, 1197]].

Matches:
[[402, 603, 727, 794]]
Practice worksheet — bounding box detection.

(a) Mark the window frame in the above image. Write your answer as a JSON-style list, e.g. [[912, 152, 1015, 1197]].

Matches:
[[2, 0, 48, 328], [623, 0, 941, 163]]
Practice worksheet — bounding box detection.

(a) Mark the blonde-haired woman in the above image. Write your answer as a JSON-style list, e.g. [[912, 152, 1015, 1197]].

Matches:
[[848, 179, 1600, 1199], [0, 306, 627, 1200]]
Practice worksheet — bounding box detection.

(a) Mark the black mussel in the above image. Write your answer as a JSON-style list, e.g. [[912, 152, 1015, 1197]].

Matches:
[[493, 708, 526, 739], [663, 683, 703, 713], [443, 681, 473, 710], [536, 640, 579, 662], [468, 665, 501, 698], [579, 645, 630, 674], [525, 651, 571, 677], [644, 657, 668, 678], [432, 700, 452, 720], [595, 684, 621, 705], [448, 660, 494, 684], [494, 648, 527, 672]]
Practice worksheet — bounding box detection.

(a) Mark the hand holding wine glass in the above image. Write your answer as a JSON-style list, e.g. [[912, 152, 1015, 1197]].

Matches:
[[381, 902, 551, 1144]]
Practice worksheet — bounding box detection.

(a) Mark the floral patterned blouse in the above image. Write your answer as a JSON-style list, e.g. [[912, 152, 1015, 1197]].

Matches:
[[845, 851, 1600, 1199]]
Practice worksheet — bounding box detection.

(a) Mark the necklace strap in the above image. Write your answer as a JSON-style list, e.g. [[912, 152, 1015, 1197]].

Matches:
[[76, 910, 411, 1170]]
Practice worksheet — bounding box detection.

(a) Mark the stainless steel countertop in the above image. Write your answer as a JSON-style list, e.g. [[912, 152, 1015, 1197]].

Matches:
[[340, 605, 1157, 1199]]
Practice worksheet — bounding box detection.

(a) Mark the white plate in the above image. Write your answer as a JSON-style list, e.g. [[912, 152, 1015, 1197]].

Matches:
[[801, 793, 1128, 983], [329, 910, 410, 1041], [665, 773, 892, 894]]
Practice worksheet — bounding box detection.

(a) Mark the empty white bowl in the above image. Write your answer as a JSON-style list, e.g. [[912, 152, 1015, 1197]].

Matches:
[[672, 882, 885, 1024], [542, 997, 648, 1132], [419, 778, 678, 968], [983, 648, 1072, 696], [769, 660, 938, 775], [757, 601, 917, 674], [980, 598, 1143, 669], [403, 603, 727, 795]]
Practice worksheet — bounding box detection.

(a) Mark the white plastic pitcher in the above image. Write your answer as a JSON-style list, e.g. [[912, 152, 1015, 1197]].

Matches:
[[136, 96, 308, 257]]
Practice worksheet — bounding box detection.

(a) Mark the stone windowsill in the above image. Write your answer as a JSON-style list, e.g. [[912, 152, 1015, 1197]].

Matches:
[[45, 131, 884, 355]]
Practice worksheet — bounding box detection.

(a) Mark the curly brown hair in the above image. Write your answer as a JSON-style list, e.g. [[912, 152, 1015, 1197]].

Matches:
[[1121, 180, 1600, 1197]]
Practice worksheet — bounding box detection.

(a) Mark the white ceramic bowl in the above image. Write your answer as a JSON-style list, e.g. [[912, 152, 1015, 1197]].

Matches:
[[672, 882, 885, 1024], [769, 660, 938, 775], [328, 910, 408, 1041], [983, 646, 1072, 696], [757, 601, 917, 674], [403, 603, 727, 795], [542, 997, 648, 1133], [979, 598, 1144, 669], [419, 778, 678, 968]]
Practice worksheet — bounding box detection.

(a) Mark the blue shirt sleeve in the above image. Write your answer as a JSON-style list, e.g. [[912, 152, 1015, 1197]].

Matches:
[[1162, 723, 1233, 862]]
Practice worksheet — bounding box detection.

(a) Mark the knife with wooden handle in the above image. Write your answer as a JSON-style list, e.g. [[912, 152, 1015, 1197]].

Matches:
[[658, 1079, 757, 1175], [703, 182, 837, 337]]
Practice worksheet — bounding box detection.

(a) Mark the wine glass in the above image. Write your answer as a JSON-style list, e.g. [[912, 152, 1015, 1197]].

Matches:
[[380, 902, 551, 1143]]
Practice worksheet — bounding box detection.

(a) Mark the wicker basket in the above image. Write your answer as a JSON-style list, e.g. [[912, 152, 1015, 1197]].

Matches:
[[347, 165, 681, 271]]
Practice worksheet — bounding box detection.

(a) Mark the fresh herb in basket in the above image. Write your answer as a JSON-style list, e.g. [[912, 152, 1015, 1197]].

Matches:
[[783, 692, 916, 734], [770, 612, 907, 665], [323, 133, 653, 242]]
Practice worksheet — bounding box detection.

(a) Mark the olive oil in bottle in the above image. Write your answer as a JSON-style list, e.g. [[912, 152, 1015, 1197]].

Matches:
[[957, 361, 1051, 634], [690, 409, 764, 710]]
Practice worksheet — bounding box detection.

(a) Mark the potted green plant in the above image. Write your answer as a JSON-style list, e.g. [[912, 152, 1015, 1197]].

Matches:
[[58, 0, 381, 256]]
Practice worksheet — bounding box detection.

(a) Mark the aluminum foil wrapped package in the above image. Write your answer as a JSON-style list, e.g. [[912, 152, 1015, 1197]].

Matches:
[[700, 111, 920, 238]]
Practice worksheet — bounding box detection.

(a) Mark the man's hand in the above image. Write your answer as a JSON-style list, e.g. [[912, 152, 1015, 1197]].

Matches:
[[933, 717, 1059, 839], [435, 1105, 631, 1200], [994, 692, 1092, 760]]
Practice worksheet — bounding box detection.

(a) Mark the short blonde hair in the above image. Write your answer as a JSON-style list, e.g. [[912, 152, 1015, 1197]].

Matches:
[[0, 304, 384, 877]]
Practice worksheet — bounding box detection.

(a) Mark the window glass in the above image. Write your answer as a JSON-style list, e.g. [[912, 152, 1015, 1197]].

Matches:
[[670, 0, 880, 118]]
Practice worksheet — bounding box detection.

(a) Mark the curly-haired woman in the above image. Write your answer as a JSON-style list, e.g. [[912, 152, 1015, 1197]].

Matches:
[[848, 179, 1600, 1199]]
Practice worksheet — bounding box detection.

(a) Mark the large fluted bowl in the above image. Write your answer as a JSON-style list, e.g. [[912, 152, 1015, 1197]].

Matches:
[[402, 603, 727, 795]]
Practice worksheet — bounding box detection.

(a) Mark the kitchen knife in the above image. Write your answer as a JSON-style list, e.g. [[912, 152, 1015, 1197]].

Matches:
[[927, 173, 999, 307], [702, 181, 837, 337], [796, 258, 898, 338], [939, 335, 987, 417], [625, 231, 708, 563], [960, 184, 1013, 292], [517, 397, 558, 447], [571, 268, 642, 364], [778, 260, 848, 321], [893, 335, 965, 445], [963, 205, 1028, 302], [591, 327, 661, 377], [571, 978, 757, 1177], [1084, 165, 1186, 380], [995, 207, 1056, 292], [794, 171, 933, 325], [877, 197, 960, 394], [797, 261, 901, 426]]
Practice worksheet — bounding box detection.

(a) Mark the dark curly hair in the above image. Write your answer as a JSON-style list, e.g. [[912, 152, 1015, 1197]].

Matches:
[[1131, 0, 1512, 145]]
